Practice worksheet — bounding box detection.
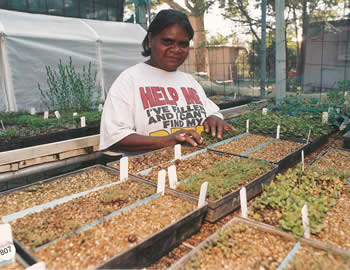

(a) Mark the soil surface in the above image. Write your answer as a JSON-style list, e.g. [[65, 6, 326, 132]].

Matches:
[[212, 134, 274, 155], [110, 146, 198, 174], [286, 245, 350, 270], [180, 221, 295, 270], [0, 167, 119, 217], [34, 194, 195, 270]]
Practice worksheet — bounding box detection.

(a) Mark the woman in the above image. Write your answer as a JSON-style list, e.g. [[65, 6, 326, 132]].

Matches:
[[100, 9, 235, 154]]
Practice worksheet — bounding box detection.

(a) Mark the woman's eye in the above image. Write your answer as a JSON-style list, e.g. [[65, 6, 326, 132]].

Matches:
[[163, 39, 174, 45], [179, 42, 189, 48]]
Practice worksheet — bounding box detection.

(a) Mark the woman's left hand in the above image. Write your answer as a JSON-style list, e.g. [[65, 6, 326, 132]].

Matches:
[[203, 115, 236, 140]]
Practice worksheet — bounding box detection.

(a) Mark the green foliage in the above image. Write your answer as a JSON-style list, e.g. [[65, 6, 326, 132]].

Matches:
[[253, 167, 349, 237], [229, 112, 328, 139], [38, 57, 99, 111], [200, 129, 241, 146], [177, 157, 273, 200]]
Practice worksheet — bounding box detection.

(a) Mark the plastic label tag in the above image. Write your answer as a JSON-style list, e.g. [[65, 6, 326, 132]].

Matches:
[[43, 111, 49, 119], [246, 119, 249, 133], [0, 224, 16, 265], [30, 107, 36, 115], [276, 125, 280, 139], [301, 150, 305, 171], [80, 117, 86, 127], [54, 111, 60, 119], [234, 92, 237, 100], [301, 204, 310, 238], [345, 91, 348, 97], [120, 157, 128, 181], [0, 120, 5, 131], [73, 112, 78, 116], [322, 112, 328, 124], [98, 104, 103, 112], [174, 144, 181, 160], [197, 182, 208, 208], [157, 170, 166, 195], [240, 187, 248, 218], [26, 262, 46, 270], [262, 108, 268, 115], [306, 128, 311, 144], [168, 165, 178, 189]]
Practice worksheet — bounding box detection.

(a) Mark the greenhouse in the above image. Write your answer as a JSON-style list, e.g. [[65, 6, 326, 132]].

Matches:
[[0, 1, 350, 270]]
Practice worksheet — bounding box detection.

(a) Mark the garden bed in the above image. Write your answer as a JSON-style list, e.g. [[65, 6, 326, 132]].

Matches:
[[107, 145, 199, 175], [171, 218, 350, 270], [17, 193, 206, 269], [0, 110, 101, 152], [0, 165, 120, 217]]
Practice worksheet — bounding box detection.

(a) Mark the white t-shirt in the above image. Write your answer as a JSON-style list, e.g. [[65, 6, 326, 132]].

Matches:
[[99, 63, 223, 150]]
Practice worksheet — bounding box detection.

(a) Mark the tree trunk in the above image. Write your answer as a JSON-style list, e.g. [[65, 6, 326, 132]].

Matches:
[[189, 15, 208, 74], [296, 3, 309, 86]]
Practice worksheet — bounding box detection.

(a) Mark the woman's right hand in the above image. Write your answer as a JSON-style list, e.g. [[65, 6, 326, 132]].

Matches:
[[170, 129, 203, 147]]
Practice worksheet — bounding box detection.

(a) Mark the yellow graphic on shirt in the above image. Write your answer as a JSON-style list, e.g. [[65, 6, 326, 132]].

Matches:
[[149, 126, 204, 137]]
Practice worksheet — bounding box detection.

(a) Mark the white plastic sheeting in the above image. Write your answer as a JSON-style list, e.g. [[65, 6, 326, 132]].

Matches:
[[0, 9, 146, 112]]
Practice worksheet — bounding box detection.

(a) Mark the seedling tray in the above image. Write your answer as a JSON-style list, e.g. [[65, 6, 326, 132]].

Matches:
[[2, 166, 207, 269], [170, 217, 350, 270], [107, 145, 200, 175], [136, 149, 277, 223], [209, 133, 308, 172]]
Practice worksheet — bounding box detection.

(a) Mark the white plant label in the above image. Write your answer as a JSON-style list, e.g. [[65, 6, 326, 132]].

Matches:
[[44, 111, 49, 119], [246, 119, 249, 133], [98, 104, 103, 112], [322, 112, 328, 124], [168, 165, 178, 189], [0, 224, 16, 264], [306, 128, 312, 144], [73, 112, 78, 116], [301, 204, 310, 239], [276, 125, 280, 139], [157, 170, 166, 195], [262, 108, 268, 115], [301, 150, 305, 171], [198, 182, 208, 208], [54, 111, 60, 119], [345, 91, 348, 97], [240, 187, 248, 218], [30, 107, 36, 115], [336, 108, 340, 113], [174, 144, 181, 160], [80, 117, 86, 127], [0, 120, 5, 131], [26, 262, 46, 270], [120, 157, 128, 181], [234, 92, 237, 100]]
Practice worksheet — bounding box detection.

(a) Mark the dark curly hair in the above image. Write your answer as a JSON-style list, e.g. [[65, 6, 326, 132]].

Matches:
[[142, 9, 194, 57]]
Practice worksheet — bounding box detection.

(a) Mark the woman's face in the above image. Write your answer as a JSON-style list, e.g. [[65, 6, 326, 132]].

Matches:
[[147, 24, 190, 72]]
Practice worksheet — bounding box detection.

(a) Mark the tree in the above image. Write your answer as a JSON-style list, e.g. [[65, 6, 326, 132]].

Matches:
[[207, 33, 230, 46], [155, 0, 215, 73]]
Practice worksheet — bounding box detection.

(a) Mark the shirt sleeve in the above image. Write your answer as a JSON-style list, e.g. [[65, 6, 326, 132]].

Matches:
[[99, 71, 136, 151]]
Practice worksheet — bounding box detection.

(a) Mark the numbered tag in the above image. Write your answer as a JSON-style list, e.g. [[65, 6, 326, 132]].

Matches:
[[98, 104, 103, 112], [262, 108, 268, 115], [120, 157, 128, 181], [174, 144, 181, 160], [197, 182, 208, 208], [54, 111, 61, 119], [301, 204, 310, 238], [240, 187, 248, 218], [157, 170, 166, 195], [276, 125, 280, 139], [0, 224, 16, 265], [80, 117, 86, 127], [30, 107, 36, 115], [43, 111, 49, 119], [168, 165, 178, 189], [322, 112, 328, 124]]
